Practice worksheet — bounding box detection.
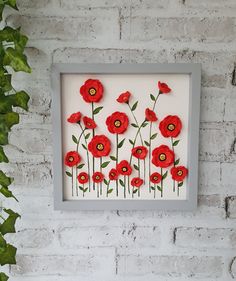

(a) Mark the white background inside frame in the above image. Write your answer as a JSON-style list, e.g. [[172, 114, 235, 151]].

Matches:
[[61, 74, 190, 200]]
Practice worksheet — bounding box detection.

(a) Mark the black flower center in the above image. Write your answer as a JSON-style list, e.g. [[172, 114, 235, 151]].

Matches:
[[137, 149, 142, 154], [69, 156, 74, 162], [95, 176, 100, 180], [96, 143, 104, 151], [177, 170, 183, 176], [167, 123, 175, 131], [89, 87, 97, 96], [114, 120, 121, 127], [159, 153, 166, 161], [122, 167, 128, 172]]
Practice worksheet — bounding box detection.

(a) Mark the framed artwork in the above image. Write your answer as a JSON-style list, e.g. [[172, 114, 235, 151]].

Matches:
[[52, 63, 201, 211]]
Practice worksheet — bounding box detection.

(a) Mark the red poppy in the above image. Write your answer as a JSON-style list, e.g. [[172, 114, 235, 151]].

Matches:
[[131, 146, 148, 160], [106, 111, 129, 134], [158, 81, 171, 94], [152, 145, 174, 168], [77, 172, 89, 184], [109, 168, 119, 180], [116, 160, 132, 176], [92, 172, 104, 183], [150, 172, 162, 184], [117, 91, 131, 103], [83, 116, 97, 129], [145, 108, 158, 122], [88, 135, 111, 158], [65, 151, 81, 167], [67, 112, 82, 123], [159, 115, 182, 138], [131, 177, 143, 188], [171, 166, 188, 182], [80, 79, 104, 103]]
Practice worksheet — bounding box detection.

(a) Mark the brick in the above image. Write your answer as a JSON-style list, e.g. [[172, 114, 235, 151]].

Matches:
[[230, 257, 236, 278], [53, 47, 167, 64], [198, 195, 225, 218], [117, 254, 223, 278], [183, 0, 236, 9], [226, 196, 236, 219], [58, 224, 160, 248], [18, 0, 57, 9], [224, 91, 236, 122], [174, 227, 236, 249], [7, 10, 120, 41], [10, 248, 115, 276], [221, 162, 236, 192]]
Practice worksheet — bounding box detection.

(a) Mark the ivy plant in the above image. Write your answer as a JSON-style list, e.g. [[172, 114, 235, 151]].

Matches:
[[0, 1, 31, 280]]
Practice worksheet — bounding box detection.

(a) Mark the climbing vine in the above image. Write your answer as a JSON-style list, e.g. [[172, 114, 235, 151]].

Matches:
[[0, 1, 31, 280]]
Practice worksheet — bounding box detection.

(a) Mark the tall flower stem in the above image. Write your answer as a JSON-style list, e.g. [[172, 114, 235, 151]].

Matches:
[[100, 157, 102, 196], [124, 176, 126, 199], [171, 137, 176, 192], [71, 167, 74, 197], [91, 102, 95, 190], [160, 168, 163, 198], [154, 184, 156, 199], [97, 183, 99, 198], [138, 159, 141, 197], [106, 180, 110, 197], [75, 129, 85, 190], [116, 133, 119, 197], [132, 186, 134, 198], [83, 184, 85, 197]]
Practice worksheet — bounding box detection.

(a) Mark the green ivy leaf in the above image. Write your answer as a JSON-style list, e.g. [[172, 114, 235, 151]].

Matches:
[[150, 133, 157, 140], [0, 186, 17, 201], [0, 234, 6, 254], [118, 138, 125, 148], [119, 179, 125, 187], [133, 164, 139, 171], [93, 106, 103, 115], [162, 171, 168, 180], [174, 158, 180, 166], [173, 140, 180, 146], [65, 171, 72, 177], [0, 146, 8, 163], [0, 272, 9, 281], [131, 123, 138, 128], [77, 163, 85, 169], [0, 131, 8, 145], [101, 161, 110, 168], [107, 189, 113, 194], [131, 101, 138, 111], [3, 48, 31, 73], [0, 243, 16, 266], [110, 155, 117, 161], [150, 94, 155, 101], [0, 73, 12, 92], [0, 170, 12, 187], [11, 91, 30, 111], [178, 181, 183, 187], [0, 112, 19, 130], [0, 5, 4, 21], [0, 209, 20, 235]]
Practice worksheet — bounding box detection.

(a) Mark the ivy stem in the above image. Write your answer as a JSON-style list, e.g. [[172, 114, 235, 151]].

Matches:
[[91, 102, 95, 190], [100, 157, 102, 196], [116, 133, 119, 197], [161, 168, 163, 198], [171, 137, 176, 192]]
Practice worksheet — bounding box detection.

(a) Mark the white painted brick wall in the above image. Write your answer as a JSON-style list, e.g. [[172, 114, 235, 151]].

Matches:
[[1, 0, 236, 280]]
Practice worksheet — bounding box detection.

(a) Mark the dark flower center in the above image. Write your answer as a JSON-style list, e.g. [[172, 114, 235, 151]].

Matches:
[[122, 167, 128, 172], [153, 176, 158, 180], [159, 153, 166, 161], [167, 123, 175, 131], [114, 120, 121, 127], [69, 156, 74, 162], [177, 170, 183, 176], [96, 143, 104, 151], [95, 175, 100, 180], [89, 87, 97, 96]]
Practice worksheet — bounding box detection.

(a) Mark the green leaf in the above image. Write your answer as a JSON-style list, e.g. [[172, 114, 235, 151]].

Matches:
[[157, 185, 162, 192], [174, 158, 180, 166], [151, 186, 155, 191], [79, 186, 84, 191], [0, 186, 17, 201], [72, 135, 78, 144], [131, 123, 138, 128], [0, 244, 17, 266], [150, 133, 157, 140], [93, 106, 103, 115], [77, 163, 85, 169], [162, 171, 168, 180], [110, 155, 117, 161], [101, 161, 110, 168], [0, 234, 6, 254], [142, 121, 148, 127], [119, 179, 125, 187], [103, 178, 108, 185], [0, 272, 9, 281], [0, 131, 8, 145], [82, 144, 87, 150], [107, 189, 113, 194], [133, 189, 138, 194], [131, 101, 138, 111], [150, 94, 155, 101], [133, 164, 139, 171], [0, 209, 20, 235], [3, 48, 31, 73], [0, 27, 27, 52], [85, 133, 90, 139], [0, 170, 12, 187], [144, 141, 150, 147], [178, 181, 183, 187], [66, 171, 72, 177], [0, 73, 12, 92], [118, 138, 125, 148], [129, 139, 134, 145], [0, 5, 4, 21], [0, 112, 19, 130], [0, 146, 8, 163], [173, 140, 180, 146], [84, 187, 88, 193], [11, 91, 30, 111]]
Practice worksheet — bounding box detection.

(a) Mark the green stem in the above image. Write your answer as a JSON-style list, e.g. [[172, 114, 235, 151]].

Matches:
[[72, 167, 74, 197], [154, 184, 156, 199], [138, 159, 140, 197], [116, 134, 119, 197], [97, 183, 99, 198], [124, 176, 126, 199], [171, 137, 176, 192], [83, 184, 85, 197], [106, 180, 110, 197], [128, 103, 144, 145], [148, 121, 153, 193], [92, 102, 95, 190], [161, 168, 163, 198], [132, 186, 134, 198], [100, 157, 102, 196], [76, 127, 86, 189]]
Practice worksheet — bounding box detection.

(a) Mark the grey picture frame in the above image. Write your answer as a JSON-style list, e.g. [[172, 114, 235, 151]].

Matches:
[[51, 63, 201, 211]]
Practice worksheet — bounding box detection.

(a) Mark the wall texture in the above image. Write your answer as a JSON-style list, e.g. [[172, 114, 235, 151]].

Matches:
[[2, 0, 236, 280]]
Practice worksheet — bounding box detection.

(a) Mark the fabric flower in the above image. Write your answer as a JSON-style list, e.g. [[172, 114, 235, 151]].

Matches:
[[131, 177, 143, 188], [106, 111, 129, 134], [80, 79, 104, 103], [131, 146, 148, 160], [158, 81, 171, 94], [67, 112, 82, 123], [83, 116, 97, 129], [159, 115, 182, 138], [171, 166, 188, 182], [88, 135, 111, 158], [117, 91, 131, 103], [92, 172, 104, 183], [145, 108, 158, 122], [150, 172, 162, 184], [77, 172, 89, 184], [109, 168, 119, 180], [65, 151, 81, 167], [116, 160, 132, 176], [152, 145, 174, 168]]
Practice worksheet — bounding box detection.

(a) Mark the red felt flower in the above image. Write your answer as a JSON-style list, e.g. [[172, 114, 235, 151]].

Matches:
[[109, 168, 119, 180], [88, 135, 111, 158], [106, 111, 129, 134], [145, 108, 158, 122], [158, 81, 171, 94], [67, 112, 82, 123], [159, 115, 182, 138], [152, 145, 174, 168], [171, 166, 188, 182], [131, 146, 148, 160], [116, 160, 132, 176], [83, 116, 97, 129], [92, 172, 104, 183], [65, 151, 81, 167], [150, 172, 162, 184], [117, 91, 131, 103], [80, 79, 104, 103], [77, 172, 89, 184], [131, 177, 143, 188]]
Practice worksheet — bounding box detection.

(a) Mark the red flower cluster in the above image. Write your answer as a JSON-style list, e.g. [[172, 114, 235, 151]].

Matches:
[[171, 166, 188, 182], [65, 151, 81, 167], [92, 172, 104, 183], [80, 79, 104, 103], [117, 91, 131, 103], [67, 112, 82, 123], [131, 177, 143, 188], [88, 135, 111, 158], [77, 172, 89, 184], [158, 81, 171, 94], [117, 160, 132, 176], [159, 115, 182, 138], [83, 116, 97, 129], [152, 145, 174, 168], [145, 108, 157, 122], [106, 111, 129, 134], [132, 146, 148, 160]]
